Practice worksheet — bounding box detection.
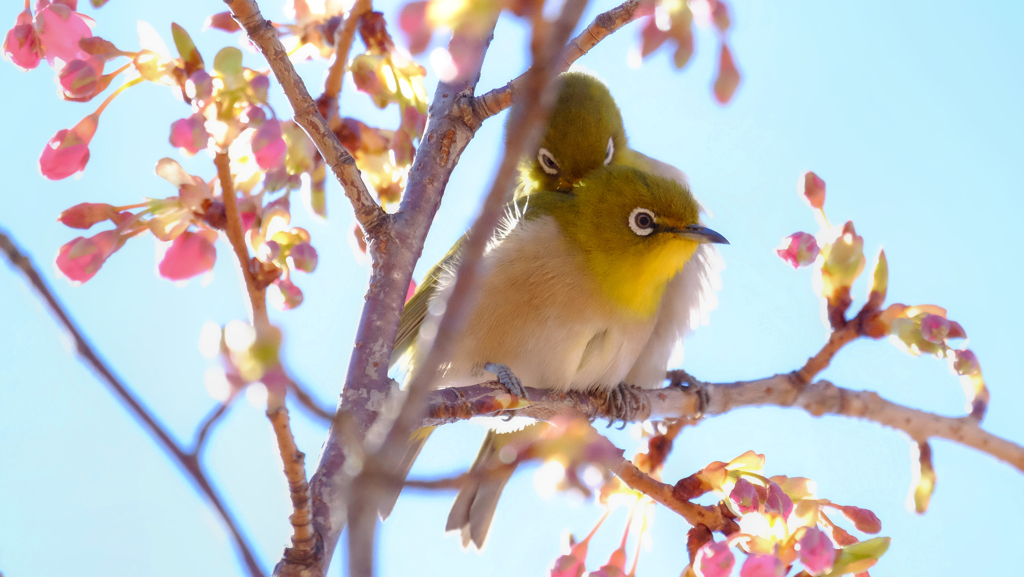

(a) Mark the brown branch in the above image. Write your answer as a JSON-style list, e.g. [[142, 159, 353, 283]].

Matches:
[[466, 0, 642, 124], [226, 0, 387, 236], [286, 377, 335, 424], [320, 0, 371, 104], [0, 229, 266, 577], [214, 151, 269, 329], [267, 407, 317, 567], [190, 395, 237, 456], [614, 459, 736, 533], [793, 323, 859, 385], [417, 375, 1024, 475]]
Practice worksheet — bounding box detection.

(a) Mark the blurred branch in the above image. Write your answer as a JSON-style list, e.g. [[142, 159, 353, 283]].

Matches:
[[320, 0, 371, 106], [226, 0, 388, 237], [464, 0, 642, 125], [287, 377, 335, 424], [190, 395, 237, 456], [0, 229, 266, 577]]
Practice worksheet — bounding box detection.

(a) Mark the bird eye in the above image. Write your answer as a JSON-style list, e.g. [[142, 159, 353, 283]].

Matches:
[[537, 148, 560, 175], [628, 208, 656, 236], [604, 137, 614, 166]]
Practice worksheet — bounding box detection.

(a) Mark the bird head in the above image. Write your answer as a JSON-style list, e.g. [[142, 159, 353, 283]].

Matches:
[[515, 72, 628, 193], [544, 165, 728, 317]]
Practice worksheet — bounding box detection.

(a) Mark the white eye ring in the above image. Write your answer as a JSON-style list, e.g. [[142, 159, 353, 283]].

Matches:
[[537, 147, 560, 175], [628, 208, 656, 236], [604, 137, 614, 166]]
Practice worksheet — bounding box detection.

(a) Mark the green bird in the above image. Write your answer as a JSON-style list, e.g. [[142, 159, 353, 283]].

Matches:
[[381, 73, 725, 550]]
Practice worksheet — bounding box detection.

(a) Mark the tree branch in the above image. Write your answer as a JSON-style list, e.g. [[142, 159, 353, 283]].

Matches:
[[320, 0, 371, 106], [0, 229, 266, 577], [614, 459, 737, 534], [225, 0, 387, 236], [286, 377, 335, 424], [267, 407, 318, 568], [215, 151, 269, 329], [190, 395, 237, 456], [465, 0, 642, 125]]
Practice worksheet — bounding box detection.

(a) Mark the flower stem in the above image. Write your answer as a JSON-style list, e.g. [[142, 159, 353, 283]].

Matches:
[[93, 76, 144, 117]]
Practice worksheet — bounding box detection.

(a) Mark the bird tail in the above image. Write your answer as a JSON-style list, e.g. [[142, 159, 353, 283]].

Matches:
[[445, 423, 546, 549], [377, 425, 436, 520]]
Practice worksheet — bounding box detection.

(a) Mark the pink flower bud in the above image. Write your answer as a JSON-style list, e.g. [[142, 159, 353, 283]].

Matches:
[[258, 239, 281, 263], [249, 74, 269, 103], [158, 230, 217, 281], [729, 477, 760, 514], [798, 527, 836, 576], [35, 3, 91, 67], [57, 58, 102, 99], [952, 349, 980, 376], [740, 554, 783, 577], [693, 540, 734, 577], [713, 43, 740, 105], [550, 553, 585, 577], [58, 202, 116, 229], [919, 314, 950, 344], [398, 1, 431, 55], [240, 105, 266, 126], [40, 114, 97, 180], [764, 482, 793, 518], [776, 232, 819, 268], [802, 171, 826, 209], [55, 229, 119, 284], [838, 505, 882, 534], [169, 114, 210, 156], [252, 119, 286, 170], [205, 12, 241, 33], [287, 242, 317, 273], [186, 69, 214, 107], [269, 278, 303, 310], [4, 10, 42, 71]]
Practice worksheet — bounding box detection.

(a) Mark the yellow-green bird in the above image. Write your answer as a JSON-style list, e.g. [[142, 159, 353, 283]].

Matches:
[[381, 72, 724, 549]]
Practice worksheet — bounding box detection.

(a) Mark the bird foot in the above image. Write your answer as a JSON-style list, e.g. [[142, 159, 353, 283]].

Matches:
[[601, 383, 649, 428], [484, 362, 527, 398]]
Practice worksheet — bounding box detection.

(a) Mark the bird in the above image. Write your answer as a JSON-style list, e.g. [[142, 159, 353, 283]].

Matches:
[[381, 72, 725, 550]]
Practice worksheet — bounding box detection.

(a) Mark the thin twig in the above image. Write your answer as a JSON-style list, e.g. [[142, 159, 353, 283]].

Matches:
[[614, 459, 736, 533], [214, 151, 269, 329], [226, 0, 388, 236], [321, 0, 371, 105], [0, 229, 266, 577], [287, 377, 335, 424], [465, 0, 642, 125], [267, 407, 317, 563], [190, 395, 238, 456]]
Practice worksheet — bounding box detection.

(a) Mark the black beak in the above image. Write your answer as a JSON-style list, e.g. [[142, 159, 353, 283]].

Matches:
[[675, 224, 729, 245]]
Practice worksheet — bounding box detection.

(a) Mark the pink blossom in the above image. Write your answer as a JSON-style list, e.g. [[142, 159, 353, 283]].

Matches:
[[252, 118, 286, 170], [776, 232, 819, 268], [287, 242, 317, 273], [4, 10, 42, 71], [58, 202, 115, 229], [169, 114, 210, 156], [802, 171, 826, 209], [798, 527, 836, 576], [158, 230, 217, 280], [730, 477, 761, 514], [55, 229, 118, 284], [39, 114, 97, 180], [919, 314, 950, 344], [35, 3, 91, 67], [740, 554, 783, 577], [269, 277, 303, 310], [693, 540, 734, 577], [57, 57, 102, 99], [764, 482, 793, 518]]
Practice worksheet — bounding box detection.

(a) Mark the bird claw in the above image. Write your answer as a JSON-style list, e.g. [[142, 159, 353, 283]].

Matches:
[[484, 362, 527, 398], [602, 383, 649, 428]]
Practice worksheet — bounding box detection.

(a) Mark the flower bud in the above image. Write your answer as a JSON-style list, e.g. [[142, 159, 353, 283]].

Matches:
[[35, 4, 91, 67], [4, 10, 42, 70], [693, 540, 734, 577], [269, 278, 303, 310], [798, 527, 835, 576], [40, 114, 98, 180], [249, 74, 270, 103], [55, 229, 119, 284], [951, 349, 980, 376], [57, 58, 102, 99], [820, 221, 865, 302], [252, 119, 286, 170], [158, 230, 217, 281], [919, 314, 950, 344], [764, 482, 793, 518], [186, 69, 214, 107], [258, 239, 281, 263], [59, 202, 116, 229], [713, 43, 740, 104], [740, 554, 783, 577], [287, 242, 317, 273], [838, 505, 882, 534], [776, 232, 819, 268], [729, 477, 760, 514], [801, 171, 826, 209], [169, 114, 211, 156]]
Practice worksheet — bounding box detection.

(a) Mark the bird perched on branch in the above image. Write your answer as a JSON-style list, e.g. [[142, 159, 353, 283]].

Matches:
[[381, 72, 725, 550]]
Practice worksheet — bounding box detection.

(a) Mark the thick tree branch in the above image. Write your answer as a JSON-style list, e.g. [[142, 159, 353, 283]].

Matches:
[[465, 0, 642, 124], [0, 229, 266, 577], [226, 0, 387, 236]]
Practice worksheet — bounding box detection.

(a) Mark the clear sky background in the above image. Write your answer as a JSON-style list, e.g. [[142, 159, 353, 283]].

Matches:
[[1, 1, 1022, 576]]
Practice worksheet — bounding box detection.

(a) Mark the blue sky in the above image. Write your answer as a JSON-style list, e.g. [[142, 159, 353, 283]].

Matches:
[[1, 1, 1022, 576]]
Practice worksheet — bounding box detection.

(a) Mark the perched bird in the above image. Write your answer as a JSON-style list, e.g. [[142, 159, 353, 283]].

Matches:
[[381, 73, 725, 550]]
